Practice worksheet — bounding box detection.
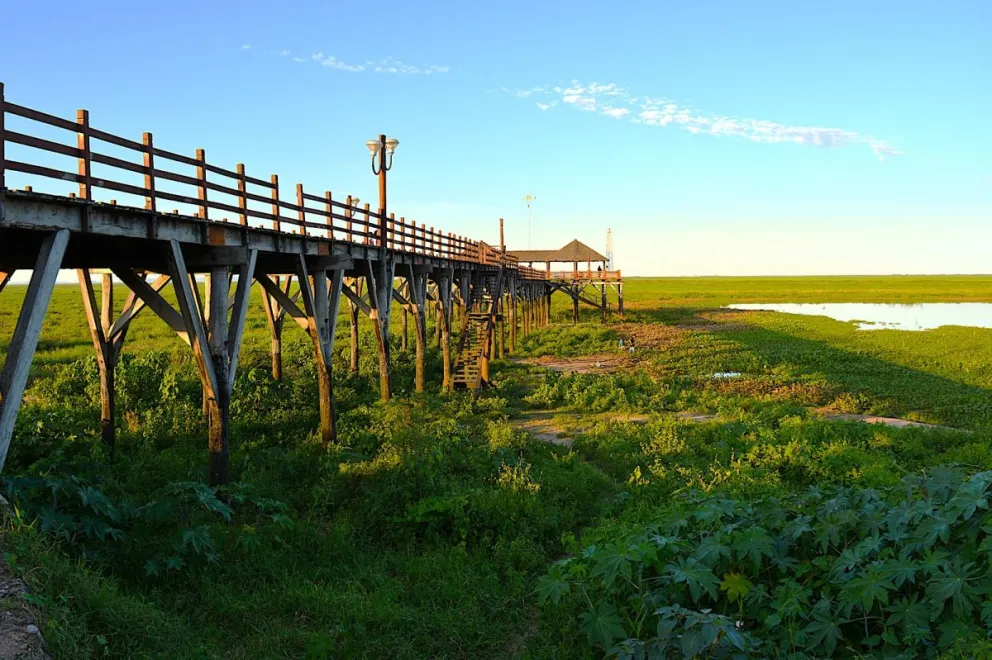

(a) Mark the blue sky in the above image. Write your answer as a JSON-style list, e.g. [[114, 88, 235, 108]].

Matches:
[[2, 0, 990, 276]]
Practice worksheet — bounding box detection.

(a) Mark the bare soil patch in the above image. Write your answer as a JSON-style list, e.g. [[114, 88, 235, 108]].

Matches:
[[514, 355, 632, 375], [513, 411, 576, 446], [823, 414, 961, 431], [0, 537, 49, 660]]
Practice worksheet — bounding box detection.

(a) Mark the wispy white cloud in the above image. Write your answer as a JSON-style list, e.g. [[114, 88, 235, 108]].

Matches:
[[241, 46, 449, 75], [507, 80, 900, 159], [311, 52, 366, 72]]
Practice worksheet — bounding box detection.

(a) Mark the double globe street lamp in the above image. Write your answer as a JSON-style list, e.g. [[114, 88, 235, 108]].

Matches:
[[365, 135, 399, 248]]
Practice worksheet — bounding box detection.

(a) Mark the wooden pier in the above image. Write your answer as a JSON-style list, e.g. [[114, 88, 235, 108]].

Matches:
[[0, 83, 559, 485]]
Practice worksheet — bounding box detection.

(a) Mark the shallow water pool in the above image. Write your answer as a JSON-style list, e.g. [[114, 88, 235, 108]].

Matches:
[[725, 303, 992, 331]]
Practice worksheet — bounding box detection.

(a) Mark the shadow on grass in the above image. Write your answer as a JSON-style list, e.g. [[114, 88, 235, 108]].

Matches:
[[632, 305, 992, 430]]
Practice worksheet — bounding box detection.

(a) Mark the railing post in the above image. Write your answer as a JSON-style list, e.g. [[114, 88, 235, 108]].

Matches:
[[363, 203, 371, 244], [195, 148, 208, 221], [270, 174, 280, 232], [143, 132, 157, 213], [236, 164, 247, 225], [345, 195, 353, 243], [325, 191, 333, 240], [389, 212, 396, 250], [76, 109, 92, 201], [296, 183, 306, 236]]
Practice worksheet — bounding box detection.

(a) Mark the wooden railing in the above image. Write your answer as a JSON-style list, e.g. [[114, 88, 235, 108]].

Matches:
[[550, 269, 622, 282], [0, 82, 541, 274]]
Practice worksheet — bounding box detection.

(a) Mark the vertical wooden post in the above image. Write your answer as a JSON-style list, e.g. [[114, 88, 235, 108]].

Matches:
[[270, 174, 280, 233], [325, 191, 334, 240], [407, 268, 428, 393], [345, 195, 354, 243], [365, 259, 394, 400], [601, 283, 608, 322], [509, 278, 517, 352], [196, 148, 208, 221], [76, 109, 92, 202], [298, 265, 338, 447], [498, 293, 505, 359], [572, 285, 579, 325], [401, 283, 409, 352], [143, 132, 157, 213], [236, 164, 248, 225], [0, 231, 70, 473], [82, 271, 117, 453], [434, 297, 442, 347], [524, 292, 530, 335], [206, 266, 229, 481], [296, 183, 306, 237], [436, 270, 453, 390], [618, 282, 624, 317], [261, 276, 287, 381]]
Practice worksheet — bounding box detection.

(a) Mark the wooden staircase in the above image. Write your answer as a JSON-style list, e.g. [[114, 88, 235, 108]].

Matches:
[[452, 271, 506, 390], [451, 309, 491, 389]]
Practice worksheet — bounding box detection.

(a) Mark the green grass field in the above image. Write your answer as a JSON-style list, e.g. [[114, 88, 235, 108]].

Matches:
[[1, 275, 991, 658]]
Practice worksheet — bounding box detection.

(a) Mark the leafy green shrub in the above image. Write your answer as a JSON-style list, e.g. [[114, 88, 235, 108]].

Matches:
[[525, 371, 662, 413], [537, 466, 992, 657], [3, 475, 289, 577], [116, 351, 174, 412], [50, 356, 98, 401]]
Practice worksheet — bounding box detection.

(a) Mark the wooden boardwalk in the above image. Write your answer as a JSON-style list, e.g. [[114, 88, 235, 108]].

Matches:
[[0, 83, 556, 484]]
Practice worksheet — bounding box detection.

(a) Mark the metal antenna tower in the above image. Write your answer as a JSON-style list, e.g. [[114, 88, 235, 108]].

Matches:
[[606, 228, 614, 270]]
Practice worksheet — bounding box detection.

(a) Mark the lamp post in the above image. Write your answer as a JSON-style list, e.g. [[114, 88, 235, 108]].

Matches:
[[522, 193, 536, 249], [366, 135, 399, 248]]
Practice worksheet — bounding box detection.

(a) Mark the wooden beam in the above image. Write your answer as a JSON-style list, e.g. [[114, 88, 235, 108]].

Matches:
[[112, 267, 188, 339], [406, 264, 428, 393], [167, 240, 219, 409], [328, 269, 344, 343], [108, 274, 172, 344], [260, 274, 291, 381], [364, 259, 394, 401], [341, 281, 372, 317], [0, 272, 11, 295], [226, 250, 258, 390], [0, 230, 70, 473], [434, 268, 454, 390], [78, 269, 118, 453], [205, 265, 230, 485], [347, 277, 362, 375], [256, 273, 310, 331], [294, 257, 341, 448]]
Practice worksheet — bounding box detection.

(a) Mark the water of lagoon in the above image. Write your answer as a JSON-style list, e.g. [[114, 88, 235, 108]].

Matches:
[[726, 303, 992, 331]]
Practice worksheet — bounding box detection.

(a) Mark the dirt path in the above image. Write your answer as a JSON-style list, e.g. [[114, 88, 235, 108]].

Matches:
[[512, 406, 962, 448]]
